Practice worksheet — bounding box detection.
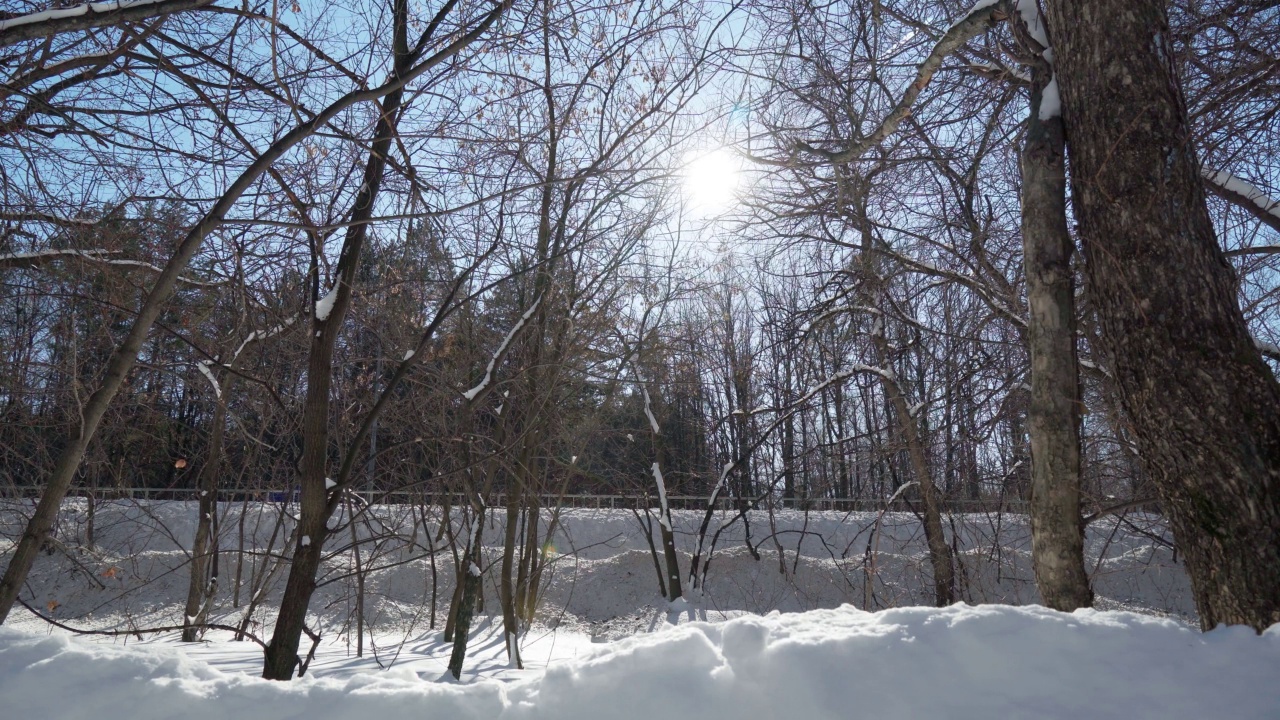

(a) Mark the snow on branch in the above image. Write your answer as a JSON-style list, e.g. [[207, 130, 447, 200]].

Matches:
[[0, 0, 212, 47], [795, 0, 1002, 163], [194, 360, 221, 399], [230, 316, 301, 364], [96, 257, 221, 286], [966, 61, 1031, 83], [314, 284, 340, 321], [652, 463, 671, 530], [641, 385, 661, 434], [0, 248, 220, 286], [461, 295, 541, 402], [1202, 168, 1280, 235], [0, 210, 97, 225], [1255, 338, 1280, 363], [0, 249, 112, 267]]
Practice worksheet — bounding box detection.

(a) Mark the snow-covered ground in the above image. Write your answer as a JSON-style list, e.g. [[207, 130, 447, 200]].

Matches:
[[0, 499, 1196, 637], [2, 604, 1277, 719], [3, 499, 1258, 717]]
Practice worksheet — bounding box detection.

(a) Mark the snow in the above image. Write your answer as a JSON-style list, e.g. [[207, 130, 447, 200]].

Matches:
[[0, 248, 219, 286], [1, 605, 1276, 719], [3, 499, 1249, 714], [0, 0, 167, 32], [325, 477, 337, 489], [403, 350, 415, 361], [230, 317, 297, 363], [1202, 168, 1280, 222], [1015, 0, 1049, 47], [0, 249, 109, 263], [462, 297, 541, 401], [1039, 75, 1061, 120], [301, 535, 311, 547], [651, 462, 670, 530], [640, 386, 660, 434], [947, 0, 999, 31], [194, 360, 221, 399], [1, 500, 1194, 629], [968, 61, 1031, 82], [315, 284, 340, 321]]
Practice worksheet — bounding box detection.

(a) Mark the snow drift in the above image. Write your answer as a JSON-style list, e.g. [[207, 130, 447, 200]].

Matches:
[[2, 604, 1277, 720]]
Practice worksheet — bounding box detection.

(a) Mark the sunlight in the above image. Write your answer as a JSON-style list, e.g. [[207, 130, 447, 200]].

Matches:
[[683, 147, 743, 213]]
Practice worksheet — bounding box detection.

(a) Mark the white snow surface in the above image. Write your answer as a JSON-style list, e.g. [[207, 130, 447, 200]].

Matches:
[[0, 501, 1259, 715], [1, 605, 1277, 719]]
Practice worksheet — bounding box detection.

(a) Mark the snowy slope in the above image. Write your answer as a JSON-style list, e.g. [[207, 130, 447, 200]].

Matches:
[[0, 500, 1195, 642], [1, 604, 1277, 720]]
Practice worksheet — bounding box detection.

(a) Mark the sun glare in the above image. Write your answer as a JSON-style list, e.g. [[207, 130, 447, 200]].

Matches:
[[683, 148, 742, 213]]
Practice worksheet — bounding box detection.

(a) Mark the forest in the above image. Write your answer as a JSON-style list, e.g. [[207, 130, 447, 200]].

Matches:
[[0, 0, 1277, 703]]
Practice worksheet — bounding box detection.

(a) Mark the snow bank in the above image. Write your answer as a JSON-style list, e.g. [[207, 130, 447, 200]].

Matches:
[[2, 604, 1276, 719], [0, 501, 1195, 635]]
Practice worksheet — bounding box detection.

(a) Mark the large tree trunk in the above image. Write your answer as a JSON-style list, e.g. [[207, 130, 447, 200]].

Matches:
[[1020, 60, 1093, 612], [1047, 0, 1280, 630]]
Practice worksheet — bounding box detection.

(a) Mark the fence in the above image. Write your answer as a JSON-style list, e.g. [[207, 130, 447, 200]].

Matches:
[[0, 486, 1032, 514]]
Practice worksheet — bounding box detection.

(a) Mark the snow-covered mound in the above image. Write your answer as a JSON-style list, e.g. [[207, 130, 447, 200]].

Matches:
[[2, 604, 1276, 719]]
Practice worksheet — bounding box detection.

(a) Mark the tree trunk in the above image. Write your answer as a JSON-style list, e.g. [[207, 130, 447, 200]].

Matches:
[[260, 0, 412, 678], [1020, 61, 1093, 612], [1047, 0, 1280, 630], [848, 175, 955, 606], [874, 334, 956, 607], [181, 372, 235, 641], [447, 514, 484, 680], [500, 481, 523, 669]]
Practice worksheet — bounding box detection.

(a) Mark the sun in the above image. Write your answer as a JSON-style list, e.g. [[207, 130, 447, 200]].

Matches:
[[683, 147, 742, 213]]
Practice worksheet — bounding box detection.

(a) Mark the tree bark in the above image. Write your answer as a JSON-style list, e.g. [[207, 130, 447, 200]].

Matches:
[[447, 512, 484, 680], [1020, 62, 1093, 612], [1047, 0, 1280, 630]]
